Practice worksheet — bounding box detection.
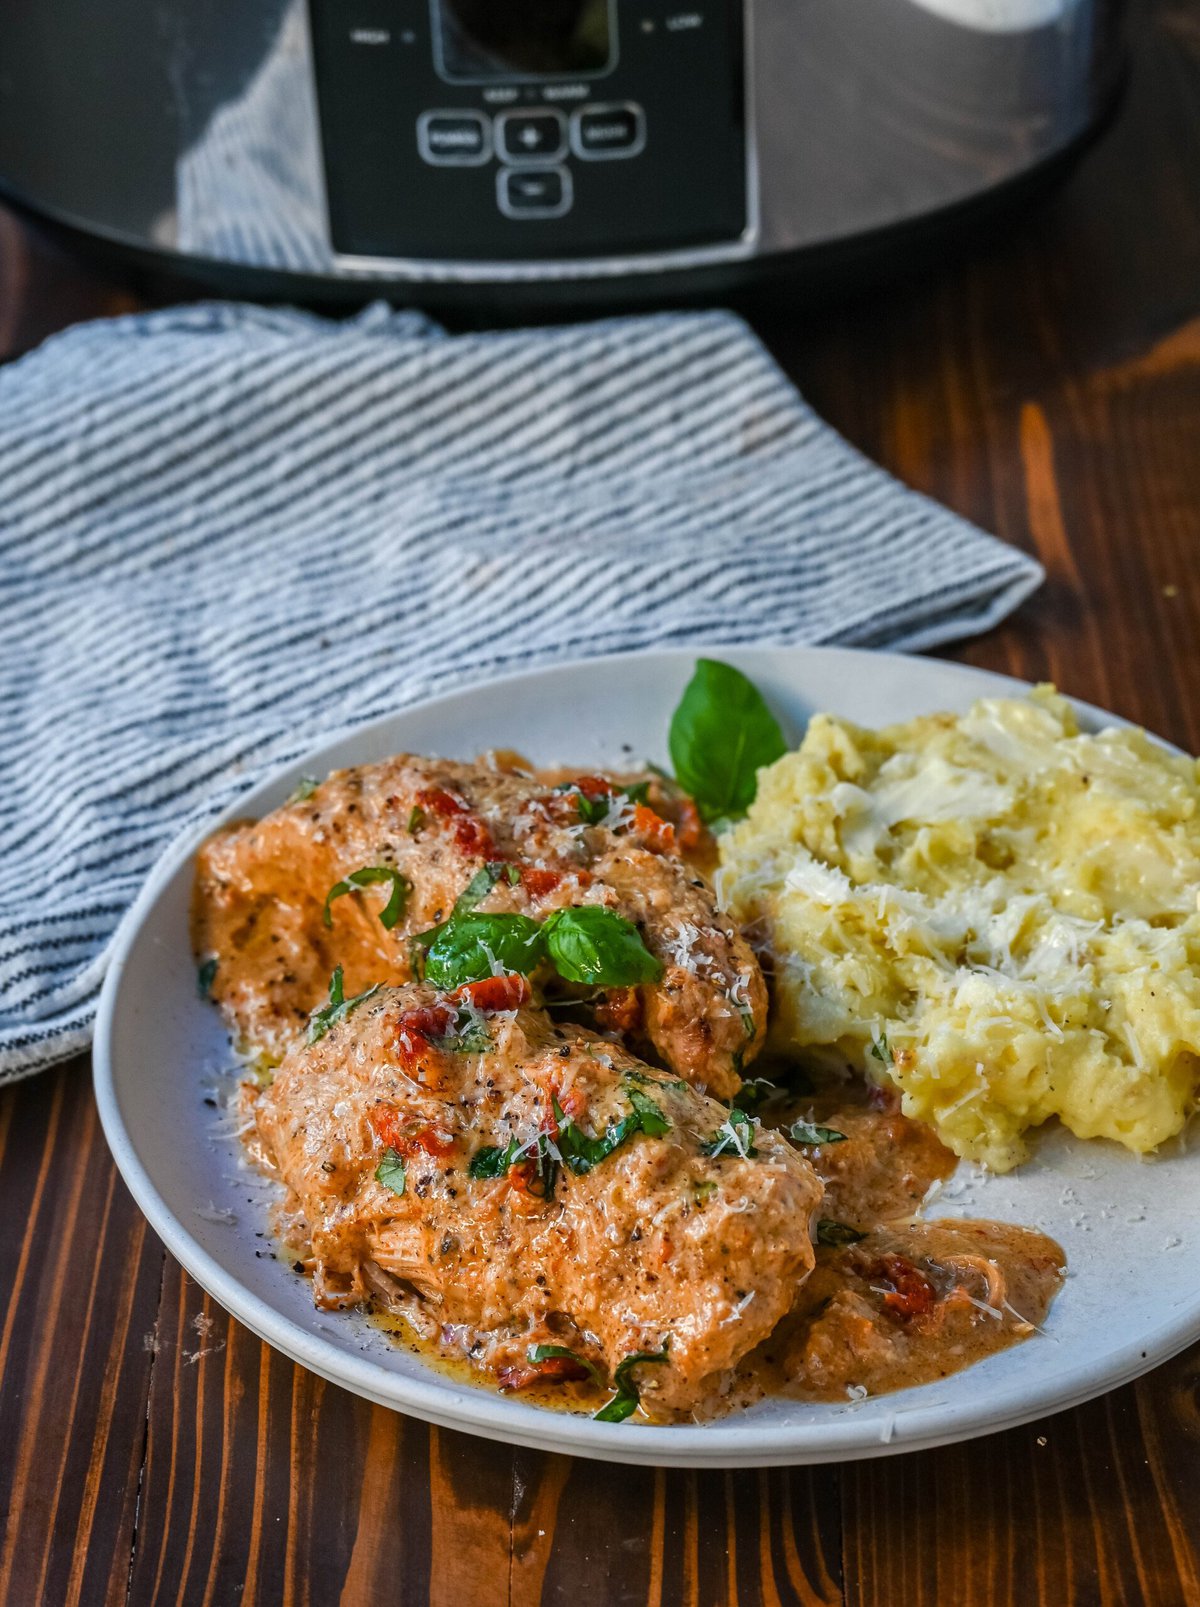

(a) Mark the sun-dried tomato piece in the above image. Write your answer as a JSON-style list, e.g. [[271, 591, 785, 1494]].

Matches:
[[676, 797, 705, 853], [870, 1253, 936, 1321], [498, 1355, 589, 1391], [453, 816, 496, 858], [369, 1104, 406, 1151], [415, 787, 467, 818], [631, 803, 676, 855], [452, 974, 530, 1013], [370, 1106, 456, 1157], [519, 866, 564, 898], [572, 775, 618, 799], [393, 1002, 453, 1072], [413, 788, 496, 858]]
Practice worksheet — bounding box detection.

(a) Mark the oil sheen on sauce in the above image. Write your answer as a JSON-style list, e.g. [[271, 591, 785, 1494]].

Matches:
[[358, 1072, 1064, 1423]]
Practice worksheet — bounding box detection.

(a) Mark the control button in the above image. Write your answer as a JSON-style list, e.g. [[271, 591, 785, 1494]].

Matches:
[[571, 103, 646, 161], [496, 109, 568, 165], [417, 110, 491, 167], [497, 166, 572, 220]]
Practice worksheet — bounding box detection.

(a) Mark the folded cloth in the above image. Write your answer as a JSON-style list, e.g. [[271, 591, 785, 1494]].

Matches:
[[0, 302, 1042, 1080]]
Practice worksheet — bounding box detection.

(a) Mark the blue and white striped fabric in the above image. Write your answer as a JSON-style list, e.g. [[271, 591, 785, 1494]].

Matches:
[[0, 302, 1042, 1080]]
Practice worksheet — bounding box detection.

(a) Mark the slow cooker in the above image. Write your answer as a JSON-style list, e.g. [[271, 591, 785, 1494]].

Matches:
[[0, 0, 1125, 309]]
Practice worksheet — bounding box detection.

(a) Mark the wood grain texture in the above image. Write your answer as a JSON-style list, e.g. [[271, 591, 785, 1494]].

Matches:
[[2, 0, 1199, 1600]]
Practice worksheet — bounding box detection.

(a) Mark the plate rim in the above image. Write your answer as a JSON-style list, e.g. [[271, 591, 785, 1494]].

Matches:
[[93, 643, 1200, 1467]]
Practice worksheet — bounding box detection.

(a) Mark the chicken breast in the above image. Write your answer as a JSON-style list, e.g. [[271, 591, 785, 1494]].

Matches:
[[194, 755, 766, 1097], [250, 975, 822, 1417]]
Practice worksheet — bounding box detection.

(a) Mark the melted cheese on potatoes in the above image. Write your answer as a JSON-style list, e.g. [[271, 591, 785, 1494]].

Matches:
[[718, 688, 1200, 1171]]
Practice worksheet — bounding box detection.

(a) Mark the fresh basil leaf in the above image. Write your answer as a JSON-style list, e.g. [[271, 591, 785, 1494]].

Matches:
[[816, 1220, 865, 1247], [543, 907, 663, 988], [594, 1344, 670, 1423], [870, 1030, 891, 1064], [307, 965, 381, 1044], [789, 1122, 847, 1147], [623, 781, 651, 805], [197, 957, 218, 999], [423, 914, 545, 990], [323, 866, 411, 931], [700, 1108, 759, 1158], [667, 659, 786, 824], [374, 1147, 406, 1195], [287, 776, 319, 805], [527, 1344, 603, 1386]]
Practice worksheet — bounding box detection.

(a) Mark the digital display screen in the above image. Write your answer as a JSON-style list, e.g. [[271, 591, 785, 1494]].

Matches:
[[435, 0, 614, 82]]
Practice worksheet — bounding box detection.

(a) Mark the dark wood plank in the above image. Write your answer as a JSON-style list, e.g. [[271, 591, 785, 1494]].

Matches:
[[517, 1455, 843, 1607], [0, 1061, 163, 1607]]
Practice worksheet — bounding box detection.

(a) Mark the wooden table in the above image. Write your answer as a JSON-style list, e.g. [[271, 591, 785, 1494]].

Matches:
[[2, 1, 1199, 1599]]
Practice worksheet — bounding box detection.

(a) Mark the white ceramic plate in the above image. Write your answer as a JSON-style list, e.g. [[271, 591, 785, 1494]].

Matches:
[[94, 647, 1200, 1468]]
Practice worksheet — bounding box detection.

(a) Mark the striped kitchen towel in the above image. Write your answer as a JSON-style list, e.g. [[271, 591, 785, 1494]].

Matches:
[[0, 302, 1042, 1080]]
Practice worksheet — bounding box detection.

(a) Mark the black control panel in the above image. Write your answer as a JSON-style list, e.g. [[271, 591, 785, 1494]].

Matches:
[[308, 1, 747, 262]]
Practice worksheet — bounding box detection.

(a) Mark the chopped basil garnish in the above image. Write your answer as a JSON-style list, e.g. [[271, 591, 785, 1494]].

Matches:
[[456, 862, 517, 913], [197, 957, 218, 999], [594, 1344, 670, 1423], [323, 866, 411, 931], [407, 805, 426, 834], [667, 659, 786, 826], [543, 906, 663, 988], [307, 965, 381, 1044], [693, 1179, 719, 1203], [553, 1079, 669, 1175], [789, 1122, 847, 1147], [575, 791, 612, 826], [816, 1220, 866, 1247], [701, 1108, 759, 1159], [870, 1031, 891, 1064], [431, 1007, 493, 1056], [730, 1077, 778, 1112], [557, 780, 649, 825], [468, 1145, 511, 1179], [468, 1132, 557, 1195], [470, 1080, 668, 1190], [527, 1344, 604, 1386], [422, 913, 545, 990], [625, 1066, 688, 1092], [374, 1147, 406, 1196], [287, 776, 319, 804], [626, 1086, 671, 1138], [740, 1008, 756, 1039]]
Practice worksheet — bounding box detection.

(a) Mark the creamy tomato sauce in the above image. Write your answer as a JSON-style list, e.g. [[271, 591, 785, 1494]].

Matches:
[[196, 753, 1066, 1424], [349, 1062, 1063, 1421]]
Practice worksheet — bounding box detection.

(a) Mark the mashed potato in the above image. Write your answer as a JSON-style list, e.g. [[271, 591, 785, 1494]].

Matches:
[[719, 688, 1200, 1170]]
